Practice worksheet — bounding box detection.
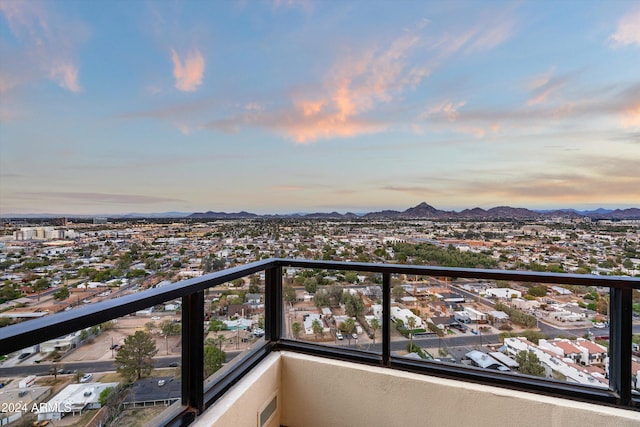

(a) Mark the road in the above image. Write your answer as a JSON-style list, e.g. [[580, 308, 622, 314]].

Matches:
[[0, 351, 242, 378]]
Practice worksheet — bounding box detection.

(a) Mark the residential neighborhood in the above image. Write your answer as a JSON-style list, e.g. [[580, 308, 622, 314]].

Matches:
[[0, 216, 638, 425]]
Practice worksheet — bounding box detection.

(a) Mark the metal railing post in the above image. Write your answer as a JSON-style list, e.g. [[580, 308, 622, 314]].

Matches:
[[182, 290, 204, 414], [609, 287, 632, 405], [265, 264, 283, 342], [383, 272, 391, 366]]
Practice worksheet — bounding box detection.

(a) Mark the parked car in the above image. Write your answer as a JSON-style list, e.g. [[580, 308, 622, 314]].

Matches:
[[80, 373, 93, 383], [336, 331, 344, 340], [168, 361, 179, 367]]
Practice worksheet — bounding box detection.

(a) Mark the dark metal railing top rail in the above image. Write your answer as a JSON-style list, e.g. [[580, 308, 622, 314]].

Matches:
[[1, 258, 639, 425]]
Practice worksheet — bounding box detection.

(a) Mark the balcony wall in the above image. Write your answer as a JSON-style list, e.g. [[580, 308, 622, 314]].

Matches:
[[194, 351, 640, 427]]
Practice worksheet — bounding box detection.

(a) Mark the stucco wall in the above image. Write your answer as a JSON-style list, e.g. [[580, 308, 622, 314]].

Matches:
[[192, 352, 281, 427], [279, 352, 640, 427], [192, 351, 640, 427]]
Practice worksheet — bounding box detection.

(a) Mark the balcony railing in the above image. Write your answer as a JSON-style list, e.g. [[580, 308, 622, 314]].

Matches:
[[1, 258, 639, 425]]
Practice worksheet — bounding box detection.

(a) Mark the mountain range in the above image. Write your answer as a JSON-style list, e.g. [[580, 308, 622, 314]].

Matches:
[[187, 203, 640, 220], [3, 203, 639, 220]]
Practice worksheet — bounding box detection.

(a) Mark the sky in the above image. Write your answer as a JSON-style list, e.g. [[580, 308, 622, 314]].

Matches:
[[0, 0, 639, 216]]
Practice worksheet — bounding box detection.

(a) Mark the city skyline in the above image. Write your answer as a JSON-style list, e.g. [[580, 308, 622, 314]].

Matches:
[[1, 1, 639, 215]]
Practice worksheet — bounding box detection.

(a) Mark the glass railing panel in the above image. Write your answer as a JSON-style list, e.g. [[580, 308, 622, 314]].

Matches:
[[204, 276, 266, 384], [0, 311, 181, 427], [393, 277, 611, 389], [282, 268, 382, 355]]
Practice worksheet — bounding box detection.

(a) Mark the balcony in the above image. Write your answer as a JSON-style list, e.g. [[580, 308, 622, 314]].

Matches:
[[2, 258, 640, 426]]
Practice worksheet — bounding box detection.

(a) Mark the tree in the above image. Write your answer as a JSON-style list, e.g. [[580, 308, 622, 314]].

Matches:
[[283, 283, 296, 302], [144, 321, 156, 333], [392, 284, 405, 302], [313, 289, 330, 307], [292, 322, 302, 339], [304, 277, 318, 294], [115, 330, 158, 381], [407, 316, 417, 350], [160, 320, 181, 355], [343, 293, 364, 317], [202, 255, 225, 273], [98, 387, 116, 406], [369, 318, 380, 345], [33, 277, 50, 293], [327, 283, 344, 305], [203, 344, 226, 378], [341, 317, 356, 345], [515, 350, 545, 377], [209, 319, 226, 332], [311, 319, 323, 340], [53, 286, 70, 301]]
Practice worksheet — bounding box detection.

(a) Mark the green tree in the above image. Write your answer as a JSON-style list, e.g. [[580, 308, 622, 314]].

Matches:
[[407, 316, 417, 350], [283, 283, 296, 302], [341, 317, 356, 345], [144, 321, 156, 332], [202, 255, 225, 273], [292, 322, 302, 339], [515, 350, 545, 377], [53, 286, 70, 301], [369, 318, 380, 345], [203, 344, 226, 378], [209, 319, 226, 332], [527, 285, 547, 297], [343, 293, 364, 317], [33, 278, 50, 297], [313, 289, 330, 307], [312, 319, 324, 340], [304, 277, 318, 294], [392, 284, 405, 302], [115, 330, 158, 381], [98, 387, 115, 406]]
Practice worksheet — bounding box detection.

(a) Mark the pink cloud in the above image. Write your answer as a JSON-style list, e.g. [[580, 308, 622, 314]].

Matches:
[[49, 62, 82, 93], [0, 1, 85, 93], [621, 102, 640, 128], [610, 9, 640, 47], [275, 33, 429, 143], [171, 48, 205, 92]]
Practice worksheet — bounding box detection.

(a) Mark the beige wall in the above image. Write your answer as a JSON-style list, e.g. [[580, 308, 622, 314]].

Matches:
[[279, 352, 640, 427], [192, 352, 281, 427], [194, 351, 640, 427]]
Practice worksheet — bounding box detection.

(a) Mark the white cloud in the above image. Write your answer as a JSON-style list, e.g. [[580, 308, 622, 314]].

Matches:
[[610, 9, 640, 47]]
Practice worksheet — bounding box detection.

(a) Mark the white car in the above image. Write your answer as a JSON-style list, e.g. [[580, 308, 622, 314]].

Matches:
[[336, 332, 344, 340], [151, 316, 161, 320], [80, 373, 93, 383]]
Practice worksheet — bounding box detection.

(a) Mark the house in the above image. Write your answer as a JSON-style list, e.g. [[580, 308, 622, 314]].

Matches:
[[390, 307, 423, 328], [38, 382, 119, 421], [123, 377, 180, 408], [485, 288, 521, 300]]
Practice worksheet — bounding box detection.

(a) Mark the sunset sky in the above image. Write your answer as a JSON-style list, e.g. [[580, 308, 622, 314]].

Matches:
[[1, 0, 639, 215]]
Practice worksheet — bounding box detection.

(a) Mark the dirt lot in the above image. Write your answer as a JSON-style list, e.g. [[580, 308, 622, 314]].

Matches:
[[61, 315, 182, 363]]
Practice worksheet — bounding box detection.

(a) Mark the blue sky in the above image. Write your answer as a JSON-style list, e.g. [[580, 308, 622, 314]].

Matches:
[[1, 0, 639, 215]]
